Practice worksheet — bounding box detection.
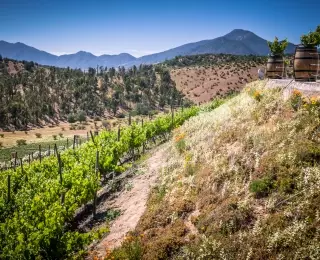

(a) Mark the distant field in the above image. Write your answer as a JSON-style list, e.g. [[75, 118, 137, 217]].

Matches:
[[0, 136, 89, 163]]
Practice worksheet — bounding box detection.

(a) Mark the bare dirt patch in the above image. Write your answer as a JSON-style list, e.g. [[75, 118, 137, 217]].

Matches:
[[89, 143, 169, 259], [171, 65, 261, 104]]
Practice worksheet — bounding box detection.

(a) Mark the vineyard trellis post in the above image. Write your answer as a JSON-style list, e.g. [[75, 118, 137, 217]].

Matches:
[[39, 145, 42, 163], [142, 119, 145, 153], [129, 113, 132, 125], [67, 138, 69, 148], [28, 154, 31, 165], [73, 135, 76, 150], [48, 145, 51, 156], [54, 144, 57, 157], [7, 175, 10, 203], [117, 126, 121, 141], [93, 150, 99, 218]]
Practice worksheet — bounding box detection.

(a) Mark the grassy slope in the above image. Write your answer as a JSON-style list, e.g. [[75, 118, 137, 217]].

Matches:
[[109, 80, 320, 259]]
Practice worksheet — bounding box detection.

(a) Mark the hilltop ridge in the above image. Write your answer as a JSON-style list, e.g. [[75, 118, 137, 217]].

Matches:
[[0, 29, 296, 69]]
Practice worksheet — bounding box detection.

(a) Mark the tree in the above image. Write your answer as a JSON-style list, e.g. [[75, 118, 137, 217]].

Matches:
[[77, 110, 86, 123]]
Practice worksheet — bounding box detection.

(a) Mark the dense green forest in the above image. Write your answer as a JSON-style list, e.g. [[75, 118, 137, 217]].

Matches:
[[0, 55, 185, 129]]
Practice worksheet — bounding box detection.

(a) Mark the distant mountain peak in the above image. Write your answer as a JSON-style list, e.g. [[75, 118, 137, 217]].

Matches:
[[0, 29, 296, 68]]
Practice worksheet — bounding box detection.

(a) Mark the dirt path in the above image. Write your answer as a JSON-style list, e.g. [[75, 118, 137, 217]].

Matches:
[[92, 143, 169, 258]]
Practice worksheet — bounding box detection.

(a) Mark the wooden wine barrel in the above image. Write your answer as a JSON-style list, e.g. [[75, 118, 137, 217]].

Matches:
[[266, 55, 284, 79], [294, 46, 318, 82]]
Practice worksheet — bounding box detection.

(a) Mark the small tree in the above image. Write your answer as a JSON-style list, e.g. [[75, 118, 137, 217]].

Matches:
[[301, 25, 320, 47], [267, 37, 288, 55], [67, 114, 76, 123], [77, 111, 86, 123]]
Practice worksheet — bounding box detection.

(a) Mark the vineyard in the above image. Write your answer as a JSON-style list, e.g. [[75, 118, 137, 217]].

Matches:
[[0, 106, 199, 259]]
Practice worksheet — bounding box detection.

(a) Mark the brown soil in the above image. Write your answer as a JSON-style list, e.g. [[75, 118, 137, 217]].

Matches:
[[89, 143, 169, 259], [171, 65, 261, 104]]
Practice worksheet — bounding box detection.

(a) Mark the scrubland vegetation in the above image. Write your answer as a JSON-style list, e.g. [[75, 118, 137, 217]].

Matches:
[[108, 80, 320, 259]]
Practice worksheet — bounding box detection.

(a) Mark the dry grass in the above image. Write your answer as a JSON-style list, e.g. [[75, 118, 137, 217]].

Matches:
[[107, 80, 320, 259]]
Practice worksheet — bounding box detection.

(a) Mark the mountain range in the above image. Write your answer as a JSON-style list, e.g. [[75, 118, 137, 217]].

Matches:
[[0, 29, 296, 69]]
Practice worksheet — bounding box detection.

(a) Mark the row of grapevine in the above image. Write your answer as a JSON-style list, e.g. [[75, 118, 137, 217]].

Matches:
[[0, 106, 199, 259]]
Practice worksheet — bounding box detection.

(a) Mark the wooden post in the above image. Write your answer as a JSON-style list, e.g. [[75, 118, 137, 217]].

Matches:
[[48, 145, 51, 156], [67, 138, 69, 148], [73, 135, 76, 150], [7, 175, 10, 203], [39, 145, 42, 163], [129, 113, 131, 125], [28, 154, 31, 165], [171, 104, 174, 129], [87, 132, 89, 141], [142, 119, 145, 153], [117, 127, 121, 141], [181, 100, 184, 112], [31, 152, 34, 161], [57, 153, 63, 185], [79, 138, 82, 146], [14, 153, 17, 170], [54, 144, 57, 156], [93, 150, 99, 217], [90, 130, 95, 144]]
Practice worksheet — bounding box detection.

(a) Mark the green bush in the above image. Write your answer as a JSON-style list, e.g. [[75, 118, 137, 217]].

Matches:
[[67, 114, 76, 123], [249, 177, 274, 198], [0, 134, 4, 138], [16, 139, 27, 146], [59, 133, 64, 138], [52, 135, 57, 140], [35, 133, 42, 138], [77, 111, 86, 123], [0, 141, 3, 148]]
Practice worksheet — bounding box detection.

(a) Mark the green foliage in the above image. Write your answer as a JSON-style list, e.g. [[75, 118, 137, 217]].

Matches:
[[0, 58, 187, 129], [52, 134, 57, 140], [301, 25, 320, 47], [67, 114, 77, 123], [0, 106, 199, 258], [16, 139, 27, 146], [35, 133, 42, 138], [58, 132, 63, 138], [267, 37, 289, 55], [77, 110, 86, 122], [249, 177, 274, 198], [0, 134, 4, 138]]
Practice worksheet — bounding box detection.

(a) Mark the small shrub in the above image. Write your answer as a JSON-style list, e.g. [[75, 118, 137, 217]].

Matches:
[[58, 133, 64, 138], [94, 116, 101, 121], [0, 134, 4, 138], [77, 110, 86, 123], [290, 89, 303, 111], [52, 135, 57, 140], [76, 125, 86, 130], [35, 133, 42, 138], [69, 124, 76, 130], [249, 177, 274, 198], [61, 127, 65, 131], [174, 132, 186, 154], [0, 141, 3, 147], [67, 114, 76, 123], [102, 120, 110, 129], [24, 131, 28, 135], [116, 113, 125, 118], [16, 139, 27, 146]]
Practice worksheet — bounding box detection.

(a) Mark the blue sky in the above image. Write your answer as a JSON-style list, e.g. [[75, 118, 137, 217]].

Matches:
[[0, 0, 319, 57]]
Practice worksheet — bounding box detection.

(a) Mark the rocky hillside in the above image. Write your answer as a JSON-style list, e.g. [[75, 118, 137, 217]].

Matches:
[[108, 80, 320, 259]]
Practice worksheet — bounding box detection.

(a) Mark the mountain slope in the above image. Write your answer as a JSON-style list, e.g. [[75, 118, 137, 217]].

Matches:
[[127, 29, 296, 66], [0, 29, 296, 68], [0, 41, 137, 69]]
